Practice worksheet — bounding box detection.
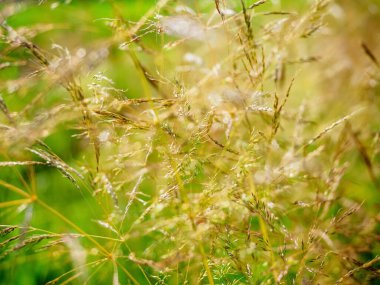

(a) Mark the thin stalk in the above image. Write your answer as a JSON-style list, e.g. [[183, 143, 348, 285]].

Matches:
[[0, 199, 31, 208], [0, 180, 30, 198]]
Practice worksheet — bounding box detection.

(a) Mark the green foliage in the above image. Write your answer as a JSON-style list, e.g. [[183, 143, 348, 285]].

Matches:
[[0, 0, 379, 284]]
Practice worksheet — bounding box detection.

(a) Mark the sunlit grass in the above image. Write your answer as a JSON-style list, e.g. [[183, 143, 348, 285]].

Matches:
[[0, 0, 379, 284]]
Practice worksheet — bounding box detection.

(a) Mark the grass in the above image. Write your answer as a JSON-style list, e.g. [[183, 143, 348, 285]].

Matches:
[[0, 0, 379, 284]]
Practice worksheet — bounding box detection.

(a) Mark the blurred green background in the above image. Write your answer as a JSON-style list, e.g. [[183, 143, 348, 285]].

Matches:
[[0, 0, 379, 284]]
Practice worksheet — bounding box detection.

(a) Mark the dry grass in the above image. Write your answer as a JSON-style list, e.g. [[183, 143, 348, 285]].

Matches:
[[0, 0, 379, 284]]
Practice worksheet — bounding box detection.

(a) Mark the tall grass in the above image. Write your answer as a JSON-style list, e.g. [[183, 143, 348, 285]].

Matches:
[[0, 0, 379, 284]]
